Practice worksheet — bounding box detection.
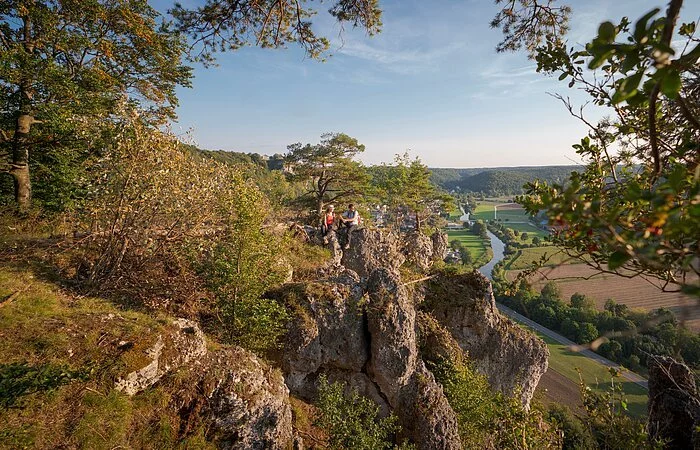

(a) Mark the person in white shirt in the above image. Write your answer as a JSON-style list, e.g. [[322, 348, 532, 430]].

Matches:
[[341, 204, 361, 249]]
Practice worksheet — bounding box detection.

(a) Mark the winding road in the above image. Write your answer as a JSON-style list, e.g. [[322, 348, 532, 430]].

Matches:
[[477, 231, 648, 390]]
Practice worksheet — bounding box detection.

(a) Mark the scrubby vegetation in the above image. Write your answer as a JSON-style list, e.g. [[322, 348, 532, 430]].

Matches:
[[316, 376, 412, 450]]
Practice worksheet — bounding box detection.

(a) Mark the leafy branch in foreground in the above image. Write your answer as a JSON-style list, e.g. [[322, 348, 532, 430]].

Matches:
[[519, 1, 699, 297], [170, 0, 382, 65]]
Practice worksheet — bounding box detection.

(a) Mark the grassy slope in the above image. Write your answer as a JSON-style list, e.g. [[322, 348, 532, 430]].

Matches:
[[0, 267, 215, 449], [521, 324, 647, 417], [445, 230, 487, 261]]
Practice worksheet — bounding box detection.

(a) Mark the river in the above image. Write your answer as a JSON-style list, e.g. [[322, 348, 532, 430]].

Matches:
[[478, 230, 505, 280]]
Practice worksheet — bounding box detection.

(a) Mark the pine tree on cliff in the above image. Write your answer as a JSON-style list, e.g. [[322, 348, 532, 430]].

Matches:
[[284, 133, 369, 217]]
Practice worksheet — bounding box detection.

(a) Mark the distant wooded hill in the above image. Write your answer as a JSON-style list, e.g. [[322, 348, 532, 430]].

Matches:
[[429, 166, 579, 196], [181, 144, 286, 171]]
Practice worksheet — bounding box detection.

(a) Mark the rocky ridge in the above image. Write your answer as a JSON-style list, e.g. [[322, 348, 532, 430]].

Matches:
[[114, 227, 548, 449], [271, 227, 548, 448]]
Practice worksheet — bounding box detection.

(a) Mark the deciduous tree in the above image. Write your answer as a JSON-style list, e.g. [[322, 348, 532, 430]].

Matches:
[[0, 0, 192, 211], [518, 0, 699, 297]]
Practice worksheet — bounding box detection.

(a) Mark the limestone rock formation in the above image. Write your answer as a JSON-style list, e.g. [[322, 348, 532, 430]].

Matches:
[[422, 270, 548, 407], [274, 269, 369, 399], [341, 228, 404, 278], [648, 356, 700, 449], [401, 231, 434, 272], [367, 269, 461, 448], [115, 318, 207, 395], [279, 228, 549, 448], [198, 347, 293, 449], [431, 231, 449, 262], [115, 319, 293, 448]]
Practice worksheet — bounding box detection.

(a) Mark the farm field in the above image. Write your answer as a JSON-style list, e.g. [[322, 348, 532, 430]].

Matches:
[[503, 246, 579, 270], [445, 229, 488, 261], [471, 200, 531, 222], [507, 264, 700, 331], [524, 325, 648, 417]]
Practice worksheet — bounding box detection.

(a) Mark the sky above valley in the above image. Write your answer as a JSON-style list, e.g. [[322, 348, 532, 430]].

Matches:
[[156, 0, 700, 168]]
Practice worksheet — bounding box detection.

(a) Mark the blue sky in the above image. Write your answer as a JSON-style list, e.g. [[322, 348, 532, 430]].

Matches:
[[161, 0, 700, 168]]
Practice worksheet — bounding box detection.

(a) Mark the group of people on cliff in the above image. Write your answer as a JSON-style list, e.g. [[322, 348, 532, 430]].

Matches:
[[321, 203, 361, 249]]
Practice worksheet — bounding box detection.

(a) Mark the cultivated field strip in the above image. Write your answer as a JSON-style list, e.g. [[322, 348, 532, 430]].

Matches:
[[507, 264, 700, 331]]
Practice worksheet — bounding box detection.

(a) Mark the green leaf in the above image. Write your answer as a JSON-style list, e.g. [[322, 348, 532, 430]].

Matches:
[[589, 49, 614, 69], [661, 70, 682, 99], [634, 8, 660, 41], [608, 251, 631, 270], [558, 72, 568, 81], [598, 22, 617, 43]]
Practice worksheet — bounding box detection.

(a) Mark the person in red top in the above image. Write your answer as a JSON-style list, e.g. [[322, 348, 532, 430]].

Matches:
[[321, 205, 335, 244]]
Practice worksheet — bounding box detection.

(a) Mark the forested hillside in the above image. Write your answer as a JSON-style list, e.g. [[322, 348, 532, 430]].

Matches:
[[430, 166, 578, 196]]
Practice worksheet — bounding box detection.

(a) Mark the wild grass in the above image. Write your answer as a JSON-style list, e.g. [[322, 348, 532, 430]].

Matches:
[[522, 325, 648, 417]]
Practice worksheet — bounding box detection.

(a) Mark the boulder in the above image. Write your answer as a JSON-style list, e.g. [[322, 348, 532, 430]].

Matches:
[[115, 318, 207, 396], [341, 228, 405, 278], [648, 355, 700, 449], [422, 270, 548, 407], [115, 319, 293, 449], [431, 231, 449, 262], [202, 348, 293, 449]]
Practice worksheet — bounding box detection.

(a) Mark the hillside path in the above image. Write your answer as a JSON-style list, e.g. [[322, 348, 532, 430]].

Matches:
[[496, 303, 649, 390]]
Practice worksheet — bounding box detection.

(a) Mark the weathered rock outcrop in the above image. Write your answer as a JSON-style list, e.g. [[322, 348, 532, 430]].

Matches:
[[431, 231, 449, 262], [341, 228, 405, 278], [274, 269, 369, 399], [367, 269, 461, 448], [116, 319, 293, 449], [422, 270, 548, 407], [648, 356, 700, 449], [279, 229, 549, 447], [116, 318, 207, 395], [401, 231, 435, 272]]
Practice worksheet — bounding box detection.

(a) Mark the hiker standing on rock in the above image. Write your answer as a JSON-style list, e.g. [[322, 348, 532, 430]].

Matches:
[[341, 203, 361, 249], [321, 205, 335, 244]]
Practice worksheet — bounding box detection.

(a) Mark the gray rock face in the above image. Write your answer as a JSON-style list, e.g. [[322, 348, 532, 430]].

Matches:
[[115, 318, 207, 395], [401, 231, 434, 272], [279, 266, 462, 449], [366, 268, 419, 406], [648, 356, 700, 449], [431, 231, 449, 262], [115, 319, 293, 449], [341, 228, 404, 278], [277, 269, 369, 398], [422, 270, 548, 407], [203, 348, 293, 449], [367, 269, 461, 449], [325, 230, 343, 265], [281, 229, 550, 447]]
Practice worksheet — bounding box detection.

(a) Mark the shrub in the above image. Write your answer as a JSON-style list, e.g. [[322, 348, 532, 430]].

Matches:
[[579, 368, 656, 449], [547, 404, 596, 450], [428, 357, 561, 449], [315, 376, 411, 450], [76, 113, 288, 350]]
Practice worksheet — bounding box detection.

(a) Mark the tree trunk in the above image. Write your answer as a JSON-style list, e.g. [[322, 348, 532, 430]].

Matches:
[[11, 112, 32, 212], [415, 212, 421, 232], [11, 14, 35, 213]]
